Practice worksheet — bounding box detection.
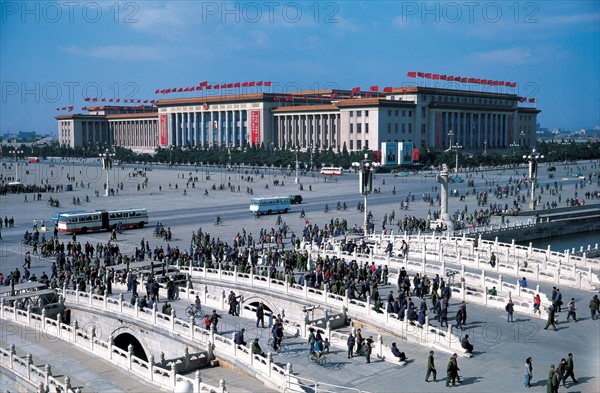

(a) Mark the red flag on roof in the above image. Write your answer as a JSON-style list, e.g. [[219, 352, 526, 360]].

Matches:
[[256, 81, 263, 86], [417, 72, 424, 78], [227, 83, 233, 88], [155, 89, 160, 94], [285, 95, 294, 101], [440, 75, 447, 80], [214, 85, 220, 90], [92, 98, 98, 102], [144, 100, 148, 103], [109, 98, 113, 102], [365, 92, 372, 98], [264, 81, 272, 87], [383, 87, 393, 93], [352, 87, 360, 93], [68, 106, 74, 111], [56, 108, 59, 111], [242, 82, 249, 87], [195, 86, 202, 91], [101, 98, 106, 102], [84, 97, 91, 102], [424, 73, 432, 79], [206, 85, 213, 90], [82, 106, 87, 110], [234, 82, 240, 87], [316, 94, 323, 98], [432, 74, 440, 80], [201, 81, 208, 87], [219, 83, 226, 88], [407, 72, 417, 78], [330, 93, 337, 99], [61, 107, 67, 110], [151, 100, 155, 103], [249, 81, 256, 87], [519, 97, 526, 102], [116, 99, 120, 102], [460, 77, 468, 83], [473, 78, 480, 84], [369, 85, 379, 92], [510, 82, 517, 88], [528, 98, 536, 103], [274, 96, 280, 101]]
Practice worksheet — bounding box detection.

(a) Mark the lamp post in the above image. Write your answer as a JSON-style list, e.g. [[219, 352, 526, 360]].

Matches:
[[562, 141, 571, 163], [352, 153, 375, 234], [509, 141, 519, 158], [523, 148, 544, 210], [294, 147, 300, 184], [99, 148, 115, 197], [483, 139, 488, 156], [520, 129, 526, 148], [451, 142, 462, 175], [10, 148, 23, 183], [309, 144, 314, 172]]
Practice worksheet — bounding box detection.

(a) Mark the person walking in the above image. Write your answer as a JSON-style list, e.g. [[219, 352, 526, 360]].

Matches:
[[524, 357, 533, 388], [534, 294, 542, 315], [446, 355, 458, 387], [506, 299, 514, 322], [590, 295, 599, 320], [425, 350, 437, 382], [566, 298, 577, 322], [364, 337, 373, 364], [563, 353, 578, 385], [256, 302, 265, 328], [347, 333, 356, 359], [544, 305, 557, 331]]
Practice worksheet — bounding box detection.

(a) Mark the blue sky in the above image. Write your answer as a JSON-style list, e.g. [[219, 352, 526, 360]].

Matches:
[[1, 1, 599, 134]]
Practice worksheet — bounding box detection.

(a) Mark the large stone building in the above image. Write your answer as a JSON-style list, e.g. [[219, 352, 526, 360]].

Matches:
[[56, 86, 539, 153]]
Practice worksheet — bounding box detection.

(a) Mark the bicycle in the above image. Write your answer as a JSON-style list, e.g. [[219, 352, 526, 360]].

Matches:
[[307, 351, 330, 367], [185, 304, 205, 319], [267, 338, 287, 354]]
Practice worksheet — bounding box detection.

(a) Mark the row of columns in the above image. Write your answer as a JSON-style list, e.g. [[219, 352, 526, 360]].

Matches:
[[111, 120, 158, 147], [170, 110, 247, 147], [81, 121, 111, 146], [440, 111, 512, 149], [274, 113, 340, 149]]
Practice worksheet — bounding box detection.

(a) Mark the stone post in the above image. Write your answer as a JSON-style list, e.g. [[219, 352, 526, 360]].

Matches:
[[170, 363, 177, 387], [195, 370, 202, 391], [26, 353, 32, 380], [127, 344, 134, 370], [377, 334, 383, 359], [148, 354, 155, 382], [171, 309, 176, 331], [27, 303, 32, 325], [219, 379, 226, 393], [64, 376, 71, 392], [119, 293, 124, 313], [44, 364, 51, 387], [9, 343, 15, 369]]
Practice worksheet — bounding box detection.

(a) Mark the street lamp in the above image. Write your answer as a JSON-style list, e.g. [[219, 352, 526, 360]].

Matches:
[[352, 153, 375, 234], [9, 148, 23, 183], [309, 144, 314, 172], [483, 139, 488, 156], [520, 130, 526, 148], [509, 141, 520, 158], [451, 142, 462, 175], [99, 148, 115, 197], [523, 148, 544, 210], [294, 147, 300, 184]]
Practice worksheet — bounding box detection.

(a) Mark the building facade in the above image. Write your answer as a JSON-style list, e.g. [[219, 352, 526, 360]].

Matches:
[[56, 87, 540, 153]]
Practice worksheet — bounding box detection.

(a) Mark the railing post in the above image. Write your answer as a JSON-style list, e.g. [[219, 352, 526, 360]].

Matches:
[[27, 303, 32, 325], [266, 353, 273, 377], [44, 364, 52, 388], [119, 293, 124, 313], [88, 288, 93, 305], [190, 316, 195, 340], [153, 302, 158, 324], [219, 379, 226, 393], [135, 298, 139, 318], [73, 320, 79, 345], [148, 354, 154, 382], [447, 324, 453, 347], [195, 370, 202, 392], [171, 309, 177, 331], [128, 344, 134, 370], [377, 334, 383, 359], [231, 332, 237, 356], [64, 376, 71, 392], [90, 326, 96, 351], [424, 315, 430, 342], [9, 343, 15, 369], [170, 363, 177, 387], [25, 353, 32, 380], [0, 298, 4, 319]]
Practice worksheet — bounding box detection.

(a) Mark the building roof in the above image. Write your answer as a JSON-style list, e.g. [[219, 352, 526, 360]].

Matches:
[[155, 93, 276, 106], [272, 104, 338, 113], [107, 112, 159, 120]]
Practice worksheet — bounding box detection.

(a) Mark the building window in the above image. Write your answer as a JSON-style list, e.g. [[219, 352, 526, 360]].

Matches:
[[350, 124, 353, 133], [395, 124, 398, 133], [357, 123, 362, 133], [349, 111, 353, 117], [365, 110, 369, 117], [357, 140, 362, 150], [422, 95, 427, 102], [365, 123, 369, 133], [349, 140, 354, 149], [357, 110, 362, 117], [365, 140, 369, 149], [408, 111, 412, 117], [408, 123, 412, 133], [388, 110, 392, 116], [395, 110, 399, 116], [402, 124, 406, 133], [387, 123, 391, 133], [421, 107, 426, 117], [402, 110, 406, 117]]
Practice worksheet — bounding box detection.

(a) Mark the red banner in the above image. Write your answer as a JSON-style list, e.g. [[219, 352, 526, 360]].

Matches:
[[251, 110, 260, 145], [412, 147, 420, 161], [159, 114, 168, 146]]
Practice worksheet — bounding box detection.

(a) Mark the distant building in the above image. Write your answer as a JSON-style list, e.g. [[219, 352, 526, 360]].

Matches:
[[56, 87, 540, 153]]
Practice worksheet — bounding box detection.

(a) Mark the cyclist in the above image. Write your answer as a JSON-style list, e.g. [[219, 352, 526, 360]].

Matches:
[[194, 295, 202, 313], [313, 337, 325, 361], [215, 216, 222, 225], [271, 320, 284, 350], [324, 204, 329, 213], [299, 209, 305, 218]]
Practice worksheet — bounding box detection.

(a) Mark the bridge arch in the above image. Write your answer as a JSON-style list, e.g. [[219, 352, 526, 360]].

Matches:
[[112, 327, 149, 362], [242, 296, 280, 318]]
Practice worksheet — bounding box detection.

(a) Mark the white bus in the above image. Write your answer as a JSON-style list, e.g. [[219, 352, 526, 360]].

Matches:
[[57, 208, 148, 233], [249, 197, 291, 216], [320, 167, 343, 176]]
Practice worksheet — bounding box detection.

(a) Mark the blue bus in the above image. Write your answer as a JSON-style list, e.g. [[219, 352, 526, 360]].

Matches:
[[249, 197, 292, 216]]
